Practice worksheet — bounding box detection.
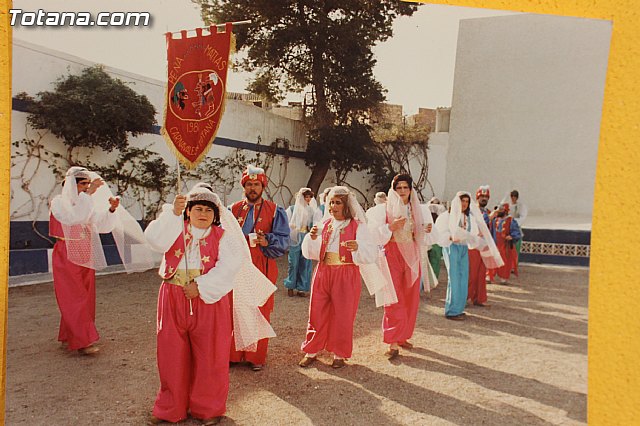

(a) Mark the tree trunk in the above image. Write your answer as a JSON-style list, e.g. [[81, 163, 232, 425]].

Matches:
[[305, 50, 333, 195], [306, 159, 330, 195]]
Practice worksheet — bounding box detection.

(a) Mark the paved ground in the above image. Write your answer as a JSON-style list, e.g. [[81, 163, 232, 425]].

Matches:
[[5, 260, 588, 425]]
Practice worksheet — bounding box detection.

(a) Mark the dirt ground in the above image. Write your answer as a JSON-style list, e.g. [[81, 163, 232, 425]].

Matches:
[[5, 259, 588, 425]]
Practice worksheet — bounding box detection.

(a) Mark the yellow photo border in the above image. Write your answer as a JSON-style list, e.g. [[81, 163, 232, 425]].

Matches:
[[1, 0, 11, 419], [1, 0, 638, 422]]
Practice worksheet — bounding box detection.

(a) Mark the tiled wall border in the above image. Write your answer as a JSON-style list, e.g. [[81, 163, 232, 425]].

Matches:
[[522, 241, 590, 257]]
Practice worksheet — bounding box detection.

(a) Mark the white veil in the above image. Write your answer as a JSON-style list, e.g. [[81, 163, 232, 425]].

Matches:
[[385, 183, 426, 287], [89, 172, 155, 274], [320, 186, 367, 224], [57, 167, 107, 270], [213, 190, 277, 351], [289, 187, 318, 245]]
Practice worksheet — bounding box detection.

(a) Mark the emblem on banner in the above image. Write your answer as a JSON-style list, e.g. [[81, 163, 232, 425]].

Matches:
[[169, 70, 224, 120]]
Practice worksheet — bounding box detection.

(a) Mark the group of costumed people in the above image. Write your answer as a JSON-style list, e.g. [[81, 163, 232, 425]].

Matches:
[[48, 165, 525, 425], [426, 186, 526, 320]]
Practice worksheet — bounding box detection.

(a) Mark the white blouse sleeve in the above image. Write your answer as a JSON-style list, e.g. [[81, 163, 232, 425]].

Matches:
[[301, 232, 321, 261], [434, 213, 453, 248], [50, 193, 93, 225], [366, 204, 392, 246], [352, 223, 378, 265], [195, 230, 242, 304], [143, 204, 184, 253], [91, 208, 118, 234], [516, 203, 528, 226], [312, 207, 324, 225]]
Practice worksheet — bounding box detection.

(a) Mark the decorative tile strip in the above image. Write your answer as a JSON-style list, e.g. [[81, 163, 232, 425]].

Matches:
[[521, 241, 590, 258]]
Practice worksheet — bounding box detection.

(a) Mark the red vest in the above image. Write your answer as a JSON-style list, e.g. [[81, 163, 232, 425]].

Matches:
[[319, 218, 359, 264], [49, 213, 92, 241], [161, 222, 223, 280], [231, 199, 277, 235], [492, 216, 512, 242], [49, 213, 64, 238]]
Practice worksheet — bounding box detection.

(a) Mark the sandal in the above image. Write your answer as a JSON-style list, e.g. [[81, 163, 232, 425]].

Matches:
[[298, 356, 316, 368]]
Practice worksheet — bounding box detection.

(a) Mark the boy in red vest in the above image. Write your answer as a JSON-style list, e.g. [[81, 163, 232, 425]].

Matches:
[[145, 186, 242, 425]]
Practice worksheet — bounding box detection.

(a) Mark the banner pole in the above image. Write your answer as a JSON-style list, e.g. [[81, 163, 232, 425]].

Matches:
[[176, 159, 193, 315]]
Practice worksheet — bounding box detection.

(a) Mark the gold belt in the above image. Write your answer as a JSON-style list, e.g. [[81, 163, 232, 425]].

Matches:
[[322, 252, 354, 266], [299, 226, 309, 233], [390, 231, 415, 243], [165, 269, 201, 287], [51, 235, 86, 242]]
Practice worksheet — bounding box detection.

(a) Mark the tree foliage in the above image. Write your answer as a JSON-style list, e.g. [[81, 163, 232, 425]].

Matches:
[[306, 122, 377, 184], [23, 65, 157, 158], [194, 0, 417, 192]]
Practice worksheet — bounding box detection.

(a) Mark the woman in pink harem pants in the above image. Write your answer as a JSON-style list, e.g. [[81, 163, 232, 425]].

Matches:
[[298, 187, 377, 369], [370, 174, 430, 360]]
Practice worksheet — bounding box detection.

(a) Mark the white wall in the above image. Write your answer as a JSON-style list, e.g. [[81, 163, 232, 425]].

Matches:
[[426, 132, 449, 201], [443, 14, 611, 225]]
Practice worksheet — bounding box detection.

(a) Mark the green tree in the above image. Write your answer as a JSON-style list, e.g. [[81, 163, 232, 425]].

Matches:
[[12, 66, 167, 226], [22, 65, 156, 163], [194, 0, 417, 193]]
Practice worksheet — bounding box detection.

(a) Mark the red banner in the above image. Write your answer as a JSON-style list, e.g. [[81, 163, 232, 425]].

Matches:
[[163, 24, 234, 169]]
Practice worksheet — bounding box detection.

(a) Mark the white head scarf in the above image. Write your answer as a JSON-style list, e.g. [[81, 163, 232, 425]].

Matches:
[[447, 191, 503, 269], [319, 187, 333, 206], [427, 198, 447, 216], [187, 185, 221, 204], [385, 177, 426, 287], [184, 184, 277, 351], [374, 192, 387, 205], [289, 187, 318, 244], [321, 186, 367, 224], [60, 166, 90, 206]]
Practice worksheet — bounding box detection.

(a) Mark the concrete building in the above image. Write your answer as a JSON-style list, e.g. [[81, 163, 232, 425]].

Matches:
[[406, 108, 437, 130], [442, 14, 611, 266]]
